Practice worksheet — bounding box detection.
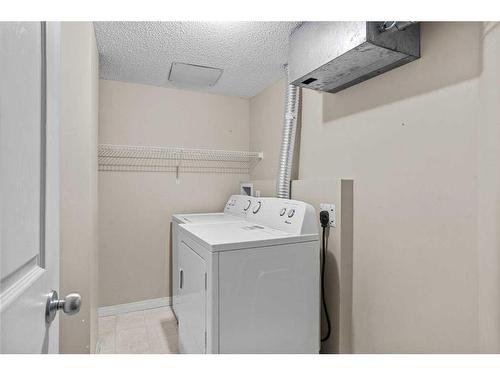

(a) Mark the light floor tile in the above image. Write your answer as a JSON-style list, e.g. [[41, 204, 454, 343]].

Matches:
[[149, 335, 179, 354], [116, 310, 145, 331], [98, 331, 116, 354], [98, 315, 117, 335], [143, 306, 176, 324], [116, 326, 150, 354], [97, 306, 179, 354], [146, 319, 178, 339]]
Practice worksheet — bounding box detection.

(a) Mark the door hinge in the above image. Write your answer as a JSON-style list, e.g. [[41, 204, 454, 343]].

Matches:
[[204, 331, 207, 352], [204, 272, 207, 290]]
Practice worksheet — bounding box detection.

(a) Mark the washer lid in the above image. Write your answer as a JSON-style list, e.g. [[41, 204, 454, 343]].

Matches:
[[179, 221, 318, 252], [172, 195, 255, 224], [172, 212, 242, 224]]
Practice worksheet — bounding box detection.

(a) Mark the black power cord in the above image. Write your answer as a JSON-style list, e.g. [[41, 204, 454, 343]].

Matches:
[[319, 210, 331, 342]]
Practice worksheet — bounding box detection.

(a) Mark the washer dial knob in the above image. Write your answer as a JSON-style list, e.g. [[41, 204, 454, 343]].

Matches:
[[287, 208, 296, 218], [244, 200, 252, 211], [280, 208, 286, 216], [253, 201, 262, 214]]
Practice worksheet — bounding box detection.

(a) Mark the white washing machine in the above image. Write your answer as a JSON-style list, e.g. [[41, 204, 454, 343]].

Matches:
[[176, 197, 320, 354], [171, 195, 255, 317]]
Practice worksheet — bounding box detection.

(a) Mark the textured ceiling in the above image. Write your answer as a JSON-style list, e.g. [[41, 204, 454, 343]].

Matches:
[[94, 22, 302, 98]]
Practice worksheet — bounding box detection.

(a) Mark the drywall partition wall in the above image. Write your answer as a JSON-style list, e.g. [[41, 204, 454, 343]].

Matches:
[[60, 22, 99, 354], [249, 22, 500, 353], [98, 80, 250, 307], [477, 22, 500, 353], [299, 22, 483, 353], [292, 179, 353, 354]]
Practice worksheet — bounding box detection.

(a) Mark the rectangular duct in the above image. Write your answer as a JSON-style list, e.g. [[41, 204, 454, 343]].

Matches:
[[288, 22, 420, 93]]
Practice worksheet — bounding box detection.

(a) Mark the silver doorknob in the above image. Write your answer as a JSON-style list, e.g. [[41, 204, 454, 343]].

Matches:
[[45, 290, 81, 324]]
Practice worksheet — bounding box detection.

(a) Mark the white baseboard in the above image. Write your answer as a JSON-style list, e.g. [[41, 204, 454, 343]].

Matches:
[[98, 297, 171, 317]]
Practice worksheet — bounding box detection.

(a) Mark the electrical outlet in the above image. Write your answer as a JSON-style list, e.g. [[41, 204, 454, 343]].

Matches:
[[320, 203, 336, 227]]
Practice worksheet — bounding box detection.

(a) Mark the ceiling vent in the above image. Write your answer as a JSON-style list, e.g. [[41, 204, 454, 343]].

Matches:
[[168, 62, 223, 88]]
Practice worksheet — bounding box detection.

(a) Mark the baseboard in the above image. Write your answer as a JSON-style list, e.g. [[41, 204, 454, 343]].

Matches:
[[98, 297, 171, 317]]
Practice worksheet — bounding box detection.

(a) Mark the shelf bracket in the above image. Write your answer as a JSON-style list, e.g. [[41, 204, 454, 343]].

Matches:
[[176, 150, 183, 184]]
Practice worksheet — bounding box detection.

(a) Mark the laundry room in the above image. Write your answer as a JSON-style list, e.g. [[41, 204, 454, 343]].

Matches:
[[79, 21, 500, 355], [2, 4, 500, 368]]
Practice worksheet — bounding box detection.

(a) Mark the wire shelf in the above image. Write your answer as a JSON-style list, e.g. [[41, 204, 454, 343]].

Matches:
[[98, 144, 263, 174]]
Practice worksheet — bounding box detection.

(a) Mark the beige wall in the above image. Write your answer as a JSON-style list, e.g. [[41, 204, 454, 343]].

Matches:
[[250, 79, 285, 181], [477, 22, 500, 353], [98, 80, 250, 306], [301, 22, 481, 353], [249, 22, 500, 353], [60, 22, 99, 353]]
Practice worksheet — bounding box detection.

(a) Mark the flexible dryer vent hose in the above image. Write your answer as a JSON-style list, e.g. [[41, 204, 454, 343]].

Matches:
[[276, 65, 300, 199]]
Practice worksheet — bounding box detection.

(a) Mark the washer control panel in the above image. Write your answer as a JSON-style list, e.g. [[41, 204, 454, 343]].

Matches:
[[252, 201, 262, 214], [247, 198, 317, 235], [224, 195, 255, 217], [243, 199, 252, 211], [223, 196, 317, 235]]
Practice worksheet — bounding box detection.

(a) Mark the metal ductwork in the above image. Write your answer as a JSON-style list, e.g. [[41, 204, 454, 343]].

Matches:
[[288, 22, 420, 93], [276, 22, 419, 199], [378, 21, 417, 33], [276, 65, 299, 200]]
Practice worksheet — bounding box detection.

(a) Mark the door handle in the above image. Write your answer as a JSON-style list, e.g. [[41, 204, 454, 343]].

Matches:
[[45, 290, 81, 324], [179, 269, 184, 289]]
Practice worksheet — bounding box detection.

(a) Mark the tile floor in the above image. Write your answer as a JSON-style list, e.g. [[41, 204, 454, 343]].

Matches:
[[97, 306, 179, 354]]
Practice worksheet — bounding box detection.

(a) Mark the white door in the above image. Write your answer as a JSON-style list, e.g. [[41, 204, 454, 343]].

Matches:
[[178, 241, 206, 354], [0, 22, 64, 353]]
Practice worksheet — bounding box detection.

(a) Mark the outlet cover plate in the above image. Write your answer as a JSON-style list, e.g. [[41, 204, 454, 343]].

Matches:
[[320, 203, 336, 227]]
